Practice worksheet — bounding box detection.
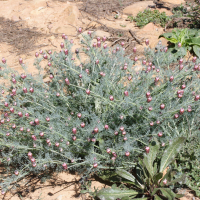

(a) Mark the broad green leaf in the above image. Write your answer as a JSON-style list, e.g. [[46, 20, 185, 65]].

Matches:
[[161, 188, 176, 199], [179, 29, 187, 44], [99, 171, 120, 183], [190, 37, 200, 45], [153, 172, 163, 184], [165, 38, 178, 44], [175, 194, 184, 198], [115, 168, 143, 188], [153, 162, 157, 174], [135, 165, 144, 185], [159, 188, 173, 200], [185, 37, 200, 45], [121, 197, 129, 200], [154, 194, 162, 200], [153, 188, 175, 200], [116, 169, 136, 183], [185, 38, 192, 45], [138, 157, 148, 179], [159, 137, 185, 173], [143, 139, 160, 178], [96, 187, 138, 200], [152, 188, 159, 196], [188, 46, 192, 51], [195, 31, 200, 37], [133, 198, 148, 200], [193, 45, 200, 58], [188, 28, 198, 36], [99, 171, 139, 185], [159, 32, 173, 39]]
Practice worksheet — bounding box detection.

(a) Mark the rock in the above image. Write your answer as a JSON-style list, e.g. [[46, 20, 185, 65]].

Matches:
[[49, 3, 80, 35], [123, 1, 155, 17], [141, 22, 161, 32], [11, 15, 20, 22], [94, 30, 111, 38], [56, 195, 63, 200], [156, 8, 173, 16], [135, 22, 168, 48], [30, 6, 47, 16], [61, 5, 79, 25]]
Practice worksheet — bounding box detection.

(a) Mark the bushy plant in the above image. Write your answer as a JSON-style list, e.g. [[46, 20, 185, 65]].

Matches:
[[0, 32, 199, 195], [172, 0, 200, 28], [172, 4, 187, 18], [159, 28, 200, 58], [96, 137, 186, 200], [132, 9, 170, 28]]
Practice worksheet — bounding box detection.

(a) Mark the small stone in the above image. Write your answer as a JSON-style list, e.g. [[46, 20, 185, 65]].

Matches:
[[56, 195, 62, 200], [123, 1, 155, 17], [11, 15, 20, 22]]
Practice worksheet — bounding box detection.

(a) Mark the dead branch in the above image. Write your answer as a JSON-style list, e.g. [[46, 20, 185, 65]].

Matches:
[[111, 38, 127, 46], [48, 39, 57, 48], [129, 29, 142, 44]]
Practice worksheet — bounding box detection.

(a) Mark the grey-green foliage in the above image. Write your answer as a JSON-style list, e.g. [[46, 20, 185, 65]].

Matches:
[[0, 33, 199, 193]]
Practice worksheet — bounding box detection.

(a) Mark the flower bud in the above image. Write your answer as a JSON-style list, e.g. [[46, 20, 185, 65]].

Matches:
[[124, 91, 128, 96], [2, 57, 6, 64], [145, 146, 150, 153], [163, 179, 167, 185], [145, 39, 149, 45], [62, 163, 68, 169]]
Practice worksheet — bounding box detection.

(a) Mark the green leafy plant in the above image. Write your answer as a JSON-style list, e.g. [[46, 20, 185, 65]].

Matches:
[[96, 137, 186, 200], [172, 4, 187, 18], [133, 9, 170, 28], [127, 16, 134, 23], [174, 134, 200, 197], [159, 28, 200, 57], [114, 14, 119, 19], [171, 1, 200, 28]]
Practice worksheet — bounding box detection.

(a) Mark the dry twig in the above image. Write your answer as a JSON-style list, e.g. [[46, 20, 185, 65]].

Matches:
[[129, 29, 142, 44]]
